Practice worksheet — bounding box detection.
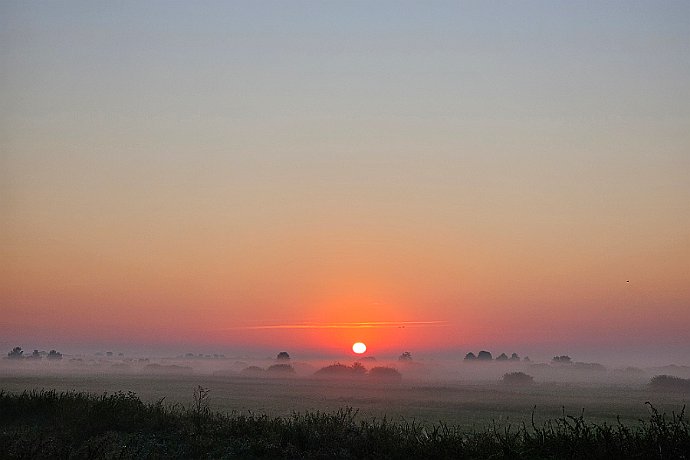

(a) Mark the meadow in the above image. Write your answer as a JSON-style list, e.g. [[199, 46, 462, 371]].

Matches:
[[0, 368, 688, 429], [2, 358, 689, 458], [1, 382, 689, 458]]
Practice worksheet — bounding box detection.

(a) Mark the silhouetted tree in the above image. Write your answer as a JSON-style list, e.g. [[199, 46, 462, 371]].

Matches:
[[27, 350, 41, 360], [276, 351, 291, 361], [47, 350, 63, 360], [523, 356, 531, 362], [7, 347, 23, 359], [496, 353, 509, 361], [351, 362, 367, 375], [510, 353, 520, 361], [398, 351, 412, 361], [552, 355, 572, 364], [477, 350, 492, 361], [464, 352, 477, 361]]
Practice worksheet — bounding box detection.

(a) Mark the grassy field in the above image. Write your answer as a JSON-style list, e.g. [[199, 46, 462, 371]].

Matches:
[[1, 373, 687, 430], [1, 386, 689, 459]]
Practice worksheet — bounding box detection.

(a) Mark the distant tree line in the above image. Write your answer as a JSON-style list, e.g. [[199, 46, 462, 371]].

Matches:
[[6, 347, 62, 360], [464, 351, 528, 362]]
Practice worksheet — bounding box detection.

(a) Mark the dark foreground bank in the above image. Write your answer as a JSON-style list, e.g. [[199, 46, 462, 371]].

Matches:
[[1, 389, 688, 459]]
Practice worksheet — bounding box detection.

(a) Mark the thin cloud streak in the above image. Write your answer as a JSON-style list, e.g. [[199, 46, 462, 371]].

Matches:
[[226, 321, 449, 330]]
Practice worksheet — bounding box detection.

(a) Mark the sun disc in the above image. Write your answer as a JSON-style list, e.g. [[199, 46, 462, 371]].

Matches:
[[352, 342, 367, 354]]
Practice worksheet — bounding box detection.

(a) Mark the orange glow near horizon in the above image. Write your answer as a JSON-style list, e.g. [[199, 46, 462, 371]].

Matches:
[[2, 2, 690, 359]]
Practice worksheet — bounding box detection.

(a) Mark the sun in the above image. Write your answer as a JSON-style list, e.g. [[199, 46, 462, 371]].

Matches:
[[352, 342, 367, 354]]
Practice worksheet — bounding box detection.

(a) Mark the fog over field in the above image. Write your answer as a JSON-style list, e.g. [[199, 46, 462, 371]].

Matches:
[[3, 348, 689, 430]]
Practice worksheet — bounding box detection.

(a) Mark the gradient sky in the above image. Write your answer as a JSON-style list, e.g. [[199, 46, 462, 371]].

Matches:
[[2, 1, 689, 361]]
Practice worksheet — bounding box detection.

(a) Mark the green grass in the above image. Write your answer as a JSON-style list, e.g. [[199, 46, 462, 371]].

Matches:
[[1, 389, 688, 459]]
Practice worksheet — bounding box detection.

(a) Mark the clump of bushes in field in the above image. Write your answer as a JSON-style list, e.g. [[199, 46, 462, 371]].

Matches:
[[143, 363, 193, 374], [240, 365, 264, 376], [266, 363, 296, 376], [238, 364, 297, 377], [649, 374, 690, 392], [368, 366, 402, 382], [314, 362, 367, 378], [501, 371, 534, 385], [1, 389, 689, 459], [312, 363, 401, 382]]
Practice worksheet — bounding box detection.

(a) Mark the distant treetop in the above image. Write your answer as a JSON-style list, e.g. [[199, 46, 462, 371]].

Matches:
[[7, 347, 23, 359], [47, 350, 63, 360], [276, 351, 291, 361], [477, 351, 492, 361], [398, 351, 412, 361]]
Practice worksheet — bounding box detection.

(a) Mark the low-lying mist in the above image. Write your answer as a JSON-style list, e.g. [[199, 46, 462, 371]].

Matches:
[[4, 347, 690, 386]]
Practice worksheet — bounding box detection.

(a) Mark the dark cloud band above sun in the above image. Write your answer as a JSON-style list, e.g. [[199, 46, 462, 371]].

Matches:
[[225, 321, 448, 330]]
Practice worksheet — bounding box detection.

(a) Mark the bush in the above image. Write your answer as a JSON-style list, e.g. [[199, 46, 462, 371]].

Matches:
[[266, 364, 295, 375], [649, 374, 690, 392], [240, 366, 264, 376], [143, 363, 193, 374], [314, 363, 367, 378], [501, 372, 534, 385], [368, 366, 402, 382]]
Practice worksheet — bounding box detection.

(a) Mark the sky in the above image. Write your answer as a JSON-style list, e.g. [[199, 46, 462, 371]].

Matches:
[[2, 1, 689, 362]]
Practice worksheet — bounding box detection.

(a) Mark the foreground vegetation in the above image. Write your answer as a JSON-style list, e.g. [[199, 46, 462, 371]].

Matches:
[[1, 389, 688, 459]]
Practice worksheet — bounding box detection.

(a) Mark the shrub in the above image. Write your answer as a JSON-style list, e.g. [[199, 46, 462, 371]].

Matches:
[[314, 363, 368, 378], [266, 364, 295, 375], [649, 374, 690, 392], [368, 366, 402, 382], [143, 363, 193, 374], [572, 362, 606, 372], [501, 372, 534, 385], [240, 366, 264, 376]]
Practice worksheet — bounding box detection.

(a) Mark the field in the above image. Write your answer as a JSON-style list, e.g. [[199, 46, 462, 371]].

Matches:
[[2, 359, 690, 457], [1, 371, 687, 429], [2, 378, 690, 458]]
